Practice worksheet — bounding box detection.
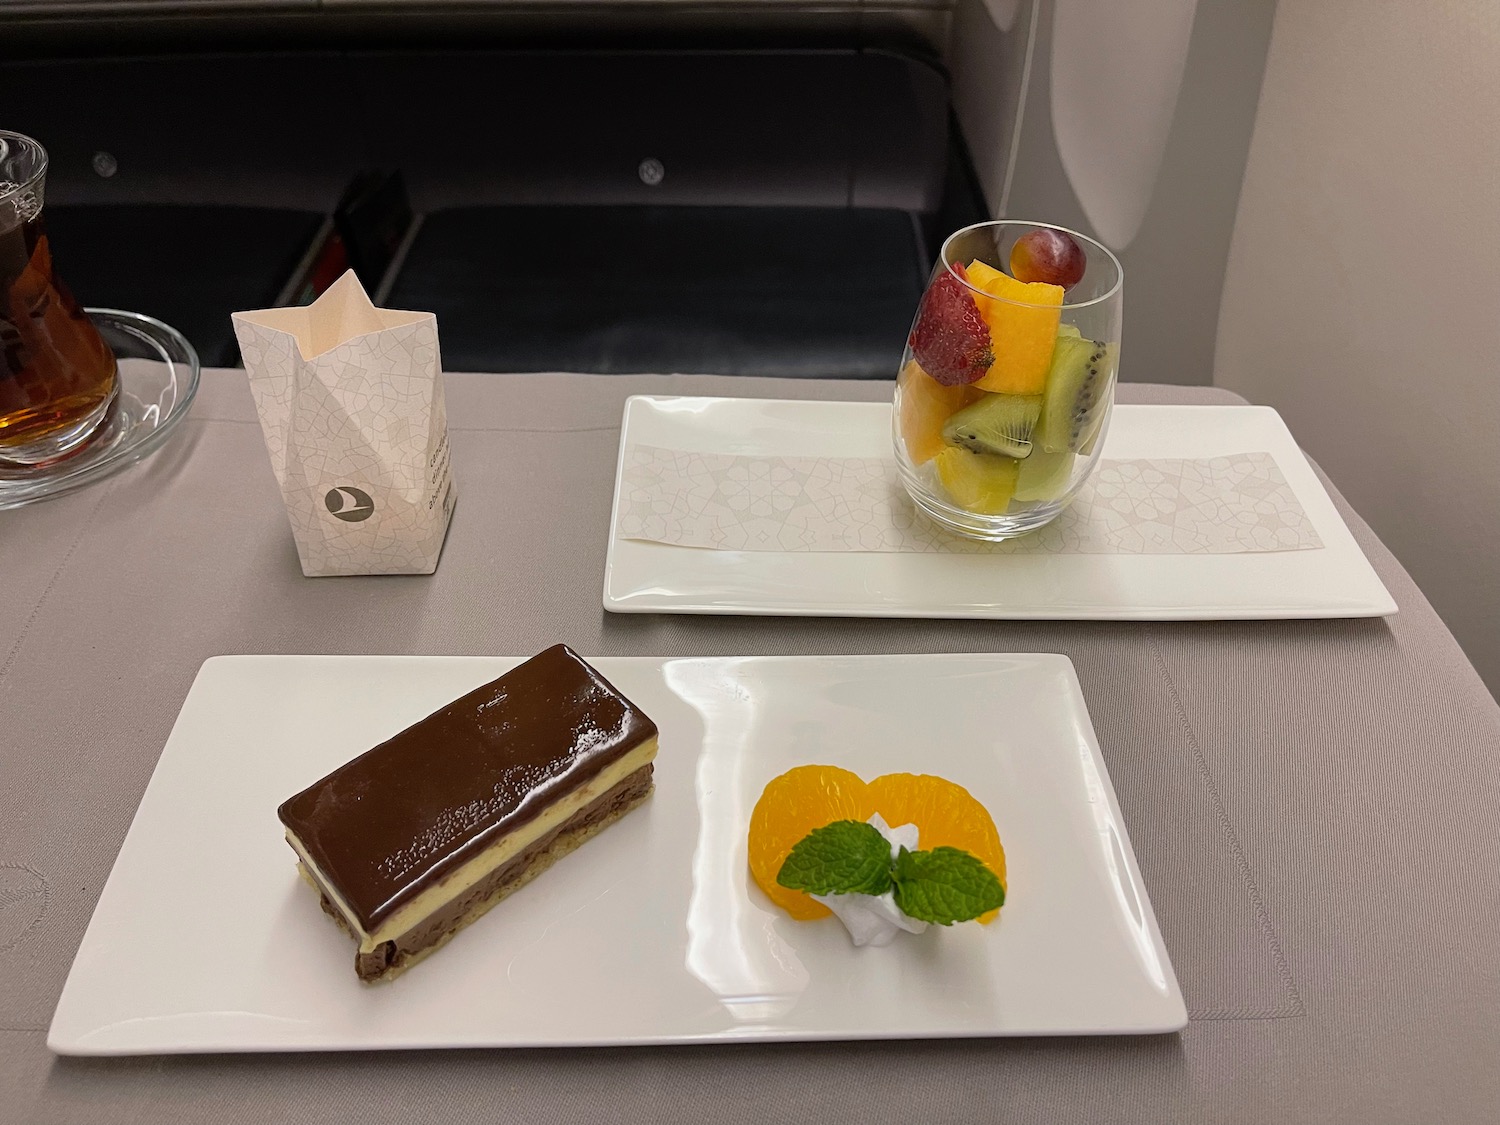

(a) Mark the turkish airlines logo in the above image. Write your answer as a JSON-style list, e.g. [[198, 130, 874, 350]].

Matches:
[[324, 486, 374, 522]]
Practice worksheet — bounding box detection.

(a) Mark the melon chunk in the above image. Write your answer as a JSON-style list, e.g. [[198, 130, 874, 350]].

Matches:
[[898, 362, 982, 465], [963, 260, 1063, 395]]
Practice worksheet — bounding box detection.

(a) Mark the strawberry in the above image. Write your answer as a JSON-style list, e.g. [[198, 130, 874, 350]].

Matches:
[[907, 263, 994, 386]]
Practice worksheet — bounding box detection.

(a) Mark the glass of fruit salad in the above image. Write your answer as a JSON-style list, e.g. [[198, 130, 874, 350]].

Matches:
[[894, 221, 1123, 540]]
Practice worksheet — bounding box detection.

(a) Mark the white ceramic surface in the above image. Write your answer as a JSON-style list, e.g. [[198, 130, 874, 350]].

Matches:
[[49, 653, 1184, 1055], [603, 398, 1397, 619]]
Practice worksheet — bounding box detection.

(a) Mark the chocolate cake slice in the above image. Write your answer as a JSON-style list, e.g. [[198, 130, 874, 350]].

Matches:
[[278, 645, 658, 982]]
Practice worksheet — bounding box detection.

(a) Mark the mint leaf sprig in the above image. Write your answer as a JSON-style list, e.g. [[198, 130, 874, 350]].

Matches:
[[776, 820, 1005, 926], [891, 845, 1004, 926], [774, 820, 894, 896]]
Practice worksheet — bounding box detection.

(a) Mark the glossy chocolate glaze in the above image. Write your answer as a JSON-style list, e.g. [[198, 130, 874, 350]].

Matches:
[[278, 645, 657, 932]]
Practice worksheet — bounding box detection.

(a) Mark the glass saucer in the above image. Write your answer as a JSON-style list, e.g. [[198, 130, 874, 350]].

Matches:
[[0, 308, 201, 510]]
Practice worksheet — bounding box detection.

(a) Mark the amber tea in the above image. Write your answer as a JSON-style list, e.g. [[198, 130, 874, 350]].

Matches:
[[0, 132, 118, 468]]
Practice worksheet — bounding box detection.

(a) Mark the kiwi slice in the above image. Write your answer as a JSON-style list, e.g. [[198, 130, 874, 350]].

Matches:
[[941, 392, 1044, 459], [1014, 449, 1076, 502], [1036, 336, 1117, 453]]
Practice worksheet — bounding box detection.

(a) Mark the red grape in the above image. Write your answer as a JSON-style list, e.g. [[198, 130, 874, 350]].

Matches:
[[1009, 229, 1086, 289]]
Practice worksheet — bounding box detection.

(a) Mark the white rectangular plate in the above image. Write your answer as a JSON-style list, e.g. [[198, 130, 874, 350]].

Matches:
[[603, 398, 1397, 619], [50, 653, 1184, 1055]]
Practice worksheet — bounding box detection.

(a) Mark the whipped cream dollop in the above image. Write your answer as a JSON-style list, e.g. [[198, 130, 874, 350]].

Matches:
[[811, 813, 929, 947]]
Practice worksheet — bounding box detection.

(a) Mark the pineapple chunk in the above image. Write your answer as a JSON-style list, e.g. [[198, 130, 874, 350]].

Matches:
[[935, 445, 1020, 514]]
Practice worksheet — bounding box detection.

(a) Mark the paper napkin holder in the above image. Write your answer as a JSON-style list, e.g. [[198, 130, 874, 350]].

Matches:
[[232, 271, 456, 577]]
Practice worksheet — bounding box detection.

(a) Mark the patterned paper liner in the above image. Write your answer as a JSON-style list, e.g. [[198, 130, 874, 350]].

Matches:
[[617, 446, 1324, 555]]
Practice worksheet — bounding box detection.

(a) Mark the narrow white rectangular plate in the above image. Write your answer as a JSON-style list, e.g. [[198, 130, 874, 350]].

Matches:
[[603, 398, 1396, 619], [50, 653, 1184, 1055]]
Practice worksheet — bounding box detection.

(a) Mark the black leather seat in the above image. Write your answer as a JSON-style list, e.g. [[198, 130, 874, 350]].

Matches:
[[388, 205, 926, 377], [4, 46, 975, 377], [43, 205, 324, 367]]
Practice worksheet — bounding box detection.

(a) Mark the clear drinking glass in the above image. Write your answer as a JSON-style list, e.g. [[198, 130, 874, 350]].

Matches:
[[0, 130, 119, 468], [894, 220, 1123, 540]]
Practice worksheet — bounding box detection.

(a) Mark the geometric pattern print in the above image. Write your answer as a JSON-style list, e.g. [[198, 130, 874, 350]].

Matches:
[[617, 445, 1322, 555], [233, 315, 456, 576]]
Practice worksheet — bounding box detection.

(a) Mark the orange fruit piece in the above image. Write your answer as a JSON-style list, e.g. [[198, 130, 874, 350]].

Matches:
[[747, 765, 874, 920], [934, 445, 1020, 515], [963, 259, 1063, 396], [897, 360, 983, 465], [867, 773, 1007, 923], [747, 767, 1006, 924]]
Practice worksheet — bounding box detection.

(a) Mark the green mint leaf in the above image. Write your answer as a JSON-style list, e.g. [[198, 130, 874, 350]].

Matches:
[[891, 846, 1005, 925], [776, 820, 895, 897]]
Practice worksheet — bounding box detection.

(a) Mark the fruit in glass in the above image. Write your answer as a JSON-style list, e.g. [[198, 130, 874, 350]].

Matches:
[[894, 221, 1123, 541]]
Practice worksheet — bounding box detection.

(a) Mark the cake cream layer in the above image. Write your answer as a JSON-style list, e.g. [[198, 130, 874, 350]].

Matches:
[[288, 739, 657, 950], [351, 766, 655, 981], [277, 645, 659, 934]]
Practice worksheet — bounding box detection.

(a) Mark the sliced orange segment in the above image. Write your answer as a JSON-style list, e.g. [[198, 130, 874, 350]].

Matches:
[[867, 772, 1006, 923], [747, 765, 874, 919], [747, 767, 1006, 924]]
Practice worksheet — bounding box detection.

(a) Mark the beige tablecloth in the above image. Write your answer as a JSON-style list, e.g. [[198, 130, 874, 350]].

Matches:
[[2, 372, 1498, 1125]]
